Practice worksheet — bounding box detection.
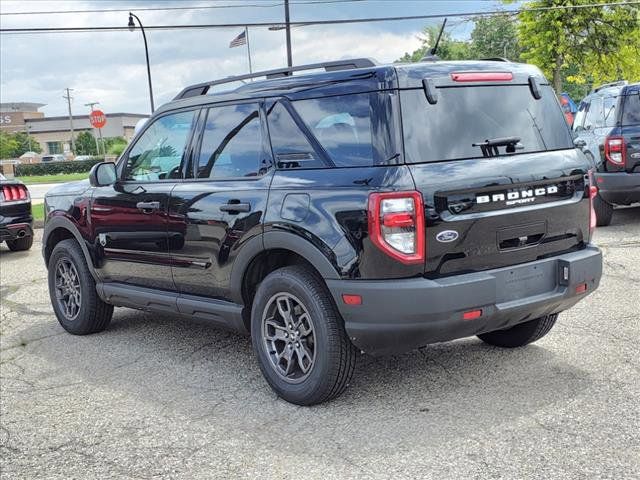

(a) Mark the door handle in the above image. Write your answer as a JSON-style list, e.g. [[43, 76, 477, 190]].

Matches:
[[136, 201, 160, 213], [219, 202, 251, 213]]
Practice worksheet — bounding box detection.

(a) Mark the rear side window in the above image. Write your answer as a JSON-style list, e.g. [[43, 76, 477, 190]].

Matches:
[[293, 93, 376, 167], [197, 103, 264, 179], [266, 101, 325, 169], [621, 93, 640, 126], [402, 85, 573, 163]]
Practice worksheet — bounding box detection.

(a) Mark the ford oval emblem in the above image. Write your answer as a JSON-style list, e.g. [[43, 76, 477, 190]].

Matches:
[[436, 230, 459, 243]]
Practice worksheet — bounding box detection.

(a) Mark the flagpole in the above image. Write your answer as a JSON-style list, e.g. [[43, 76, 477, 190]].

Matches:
[[245, 26, 253, 75]]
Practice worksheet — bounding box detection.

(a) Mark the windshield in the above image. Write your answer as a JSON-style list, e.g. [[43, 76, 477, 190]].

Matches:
[[402, 85, 573, 163]]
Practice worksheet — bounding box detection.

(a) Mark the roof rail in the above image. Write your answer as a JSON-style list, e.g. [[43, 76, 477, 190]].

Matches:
[[592, 80, 628, 93], [173, 58, 377, 100], [481, 57, 510, 62]]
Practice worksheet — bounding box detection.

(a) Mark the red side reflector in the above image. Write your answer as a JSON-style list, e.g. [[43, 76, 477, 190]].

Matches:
[[575, 283, 587, 294], [451, 72, 513, 82], [462, 309, 482, 320], [342, 294, 362, 306]]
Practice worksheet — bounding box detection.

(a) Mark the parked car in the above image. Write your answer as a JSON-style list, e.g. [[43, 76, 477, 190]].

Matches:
[[42, 58, 602, 405], [573, 81, 640, 225], [42, 154, 65, 162], [0, 173, 33, 251], [74, 155, 95, 162]]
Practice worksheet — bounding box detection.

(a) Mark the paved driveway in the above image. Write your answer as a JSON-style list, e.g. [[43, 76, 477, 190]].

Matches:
[[1, 208, 639, 479]]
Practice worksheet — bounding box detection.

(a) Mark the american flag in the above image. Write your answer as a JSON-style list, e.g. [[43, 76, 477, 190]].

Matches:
[[229, 30, 247, 48]]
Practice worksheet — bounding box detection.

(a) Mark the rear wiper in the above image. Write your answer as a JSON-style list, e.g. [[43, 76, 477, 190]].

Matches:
[[472, 136, 523, 157]]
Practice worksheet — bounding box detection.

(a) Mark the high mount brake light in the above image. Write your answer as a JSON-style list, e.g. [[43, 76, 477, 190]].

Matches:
[[451, 72, 513, 82], [604, 136, 626, 166], [368, 191, 425, 265], [1, 184, 28, 202]]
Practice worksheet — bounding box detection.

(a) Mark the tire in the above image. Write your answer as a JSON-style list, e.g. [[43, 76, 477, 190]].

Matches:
[[477, 314, 558, 348], [6, 235, 33, 251], [593, 194, 613, 227], [48, 239, 113, 335], [251, 265, 356, 406]]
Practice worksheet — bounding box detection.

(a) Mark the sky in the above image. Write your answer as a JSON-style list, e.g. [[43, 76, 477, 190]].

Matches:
[[0, 0, 514, 116]]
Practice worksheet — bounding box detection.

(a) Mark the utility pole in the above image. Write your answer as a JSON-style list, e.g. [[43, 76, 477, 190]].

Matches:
[[284, 0, 292, 68], [63, 88, 75, 154], [84, 101, 103, 156]]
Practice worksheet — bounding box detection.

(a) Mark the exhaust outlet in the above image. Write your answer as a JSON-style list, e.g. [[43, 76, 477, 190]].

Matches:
[[17, 230, 26, 238]]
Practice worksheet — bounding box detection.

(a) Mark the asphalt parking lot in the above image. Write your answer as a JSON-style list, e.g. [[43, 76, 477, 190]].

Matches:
[[1, 208, 639, 479]]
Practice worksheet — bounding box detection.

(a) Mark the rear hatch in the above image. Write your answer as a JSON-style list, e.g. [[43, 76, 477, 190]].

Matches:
[[397, 63, 592, 277]]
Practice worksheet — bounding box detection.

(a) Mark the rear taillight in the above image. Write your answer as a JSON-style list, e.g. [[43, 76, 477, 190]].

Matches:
[[1, 184, 29, 202], [588, 171, 597, 233], [604, 136, 626, 166], [451, 71, 513, 82], [368, 191, 425, 264]]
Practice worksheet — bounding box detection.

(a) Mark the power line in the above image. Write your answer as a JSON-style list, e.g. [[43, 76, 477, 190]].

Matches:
[[1, 1, 637, 35], [0, 0, 366, 16]]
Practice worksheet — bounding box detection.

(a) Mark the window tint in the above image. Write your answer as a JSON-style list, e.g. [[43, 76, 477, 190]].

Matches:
[[621, 93, 640, 126], [197, 103, 264, 179], [124, 110, 195, 181], [583, 96, 603, 129], [293, 93, 375, 167], [573, 101, 588, 131], [603, 96, 618, 127], [402, 85, 573, 163], [266, 101, 325, 169]]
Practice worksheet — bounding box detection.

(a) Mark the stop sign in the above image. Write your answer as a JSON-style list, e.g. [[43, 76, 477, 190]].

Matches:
[[89, 110, 107, 128]]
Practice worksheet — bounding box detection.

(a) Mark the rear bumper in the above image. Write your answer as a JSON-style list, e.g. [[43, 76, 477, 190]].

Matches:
[[327, 246, 602, 356], [0, 217, 33, 242], [594, 172, 640, 205]]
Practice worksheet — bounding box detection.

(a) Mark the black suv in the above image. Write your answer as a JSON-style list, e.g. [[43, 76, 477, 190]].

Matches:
[[43, 59, 602, 405], [573, 81, 640, 225]]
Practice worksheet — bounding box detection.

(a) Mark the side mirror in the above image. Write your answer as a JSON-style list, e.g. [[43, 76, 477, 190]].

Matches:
[[89, 162, 117, 187], [573, 138, 587, 149]]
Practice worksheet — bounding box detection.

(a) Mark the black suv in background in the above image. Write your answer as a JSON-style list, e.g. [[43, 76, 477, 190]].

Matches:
[[0, 174, 33, 251], [573, 81, 640, 225], [43, 59, 602, 405]]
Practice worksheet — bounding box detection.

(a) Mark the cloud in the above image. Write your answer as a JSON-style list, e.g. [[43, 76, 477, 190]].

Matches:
[[1, 1, 422, 115]]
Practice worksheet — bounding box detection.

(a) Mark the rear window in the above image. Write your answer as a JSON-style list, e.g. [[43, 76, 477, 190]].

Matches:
[[621, 92, 640, 126], [402, 85, 574, 163]]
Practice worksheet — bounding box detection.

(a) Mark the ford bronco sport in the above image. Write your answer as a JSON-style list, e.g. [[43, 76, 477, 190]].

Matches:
[[573, 81, 640, 225], [43, 59, 602, 405]]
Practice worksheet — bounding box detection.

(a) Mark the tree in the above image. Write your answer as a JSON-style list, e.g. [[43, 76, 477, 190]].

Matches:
[[397, 24, 471, 62], [0, 131, 42, 159], [12, 131, 42, 155], [469, 14, 522, 61], [513, 0, 640, 93], [102, 136, 128, 156], [75, 131, 98, 156], [0, 131, 19, 159]]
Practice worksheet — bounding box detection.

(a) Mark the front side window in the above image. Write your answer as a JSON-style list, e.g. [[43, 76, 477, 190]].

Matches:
[[293, 93, 375, 167], [124, 110, 195, 181], [573, 101, 588, 131], [197, 103, 264, 179]]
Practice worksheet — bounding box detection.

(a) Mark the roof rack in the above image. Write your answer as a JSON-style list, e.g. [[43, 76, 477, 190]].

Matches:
[[174, 58, 377, 100], [593, 80, 628, 93]]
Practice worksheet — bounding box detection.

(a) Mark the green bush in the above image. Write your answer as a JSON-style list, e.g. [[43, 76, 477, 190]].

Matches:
[[15, 158, 104, 177]]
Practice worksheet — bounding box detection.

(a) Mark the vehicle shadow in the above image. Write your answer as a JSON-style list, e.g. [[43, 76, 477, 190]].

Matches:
[[15, 306, 593, 453]]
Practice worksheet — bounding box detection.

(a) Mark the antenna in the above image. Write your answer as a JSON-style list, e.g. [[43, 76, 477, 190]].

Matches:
[[430, 18, 447, 56]]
